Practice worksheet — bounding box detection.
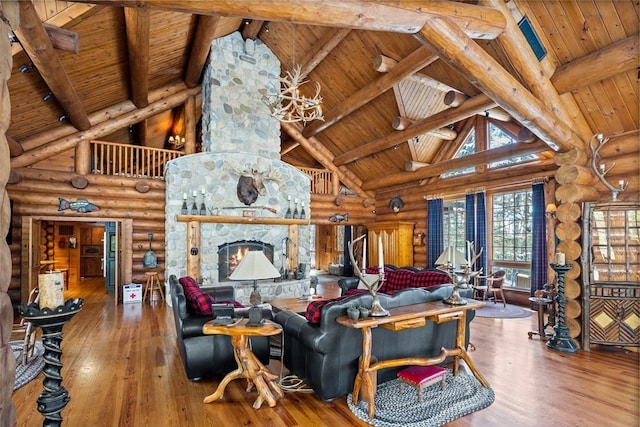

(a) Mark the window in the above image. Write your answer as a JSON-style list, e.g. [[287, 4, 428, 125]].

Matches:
[[443, 200, 466, 254], [488, 123, 537, 168], [492, 190, 532, 287], [442, 131, 476, 178]]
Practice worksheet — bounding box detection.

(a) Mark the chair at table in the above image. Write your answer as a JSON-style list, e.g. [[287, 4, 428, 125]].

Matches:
[[479, 270, 507, 307]]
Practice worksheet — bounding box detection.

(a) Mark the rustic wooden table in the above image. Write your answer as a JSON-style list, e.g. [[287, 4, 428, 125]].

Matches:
[[267, 295, 326, 314], [336, 299, 488, 419], [202, 318, 284, 409]]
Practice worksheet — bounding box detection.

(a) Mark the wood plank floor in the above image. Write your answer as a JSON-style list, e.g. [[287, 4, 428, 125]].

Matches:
[[11, 278, 639, 426]]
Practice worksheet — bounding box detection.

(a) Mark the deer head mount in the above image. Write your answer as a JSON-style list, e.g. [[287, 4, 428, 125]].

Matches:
[[228, 161, 282, 206]]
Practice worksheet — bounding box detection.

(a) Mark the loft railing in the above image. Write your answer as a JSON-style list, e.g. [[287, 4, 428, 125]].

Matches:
[[298, 167, 334, 195], [90, 140, 183, 180]]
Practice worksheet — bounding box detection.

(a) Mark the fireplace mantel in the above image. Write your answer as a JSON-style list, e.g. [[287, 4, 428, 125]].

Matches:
[[177, 215, 309, 226], [181, 216, 305, 280]]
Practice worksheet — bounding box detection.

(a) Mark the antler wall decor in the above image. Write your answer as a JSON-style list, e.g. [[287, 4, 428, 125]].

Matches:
[[590, 133, 627, 201], [263, 65, 324, 124], [348, 234, 389, 317]]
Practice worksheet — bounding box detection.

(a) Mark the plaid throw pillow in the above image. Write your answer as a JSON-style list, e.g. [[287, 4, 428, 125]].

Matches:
[[179, 276, 215, 316], [305, 297, 343, 325], [380, 269, 415, 294], [410, 270, 452, 288]]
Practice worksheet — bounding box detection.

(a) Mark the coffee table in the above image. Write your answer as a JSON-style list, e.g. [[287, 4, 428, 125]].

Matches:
[[268, 295, 326, 314]]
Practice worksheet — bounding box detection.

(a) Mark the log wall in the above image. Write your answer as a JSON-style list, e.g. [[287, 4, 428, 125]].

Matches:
[[0, 3, 18, 426]]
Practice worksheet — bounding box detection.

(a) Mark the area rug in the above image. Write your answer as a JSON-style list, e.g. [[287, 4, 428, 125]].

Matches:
[[347, 370, 494, 427], [474, 303, 532, 319], [10, 339, 45, 391]]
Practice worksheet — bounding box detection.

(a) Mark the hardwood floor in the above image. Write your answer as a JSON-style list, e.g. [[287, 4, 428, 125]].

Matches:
[[12, 278, 639, 426]]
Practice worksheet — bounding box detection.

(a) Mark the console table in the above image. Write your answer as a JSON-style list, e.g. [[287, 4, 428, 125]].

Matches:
[[337, 299, 488, 419], [202, 318, 284, 409]]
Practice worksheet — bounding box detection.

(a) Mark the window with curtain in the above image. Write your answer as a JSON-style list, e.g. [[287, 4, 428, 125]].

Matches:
[[443, 199, 466, 254], [492, 190, 532, 288]]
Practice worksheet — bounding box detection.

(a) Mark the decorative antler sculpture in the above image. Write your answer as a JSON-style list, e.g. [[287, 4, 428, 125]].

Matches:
[[348, 234, 389, 317], [444, 242, 483, 306], [590, 133, 627, 201]]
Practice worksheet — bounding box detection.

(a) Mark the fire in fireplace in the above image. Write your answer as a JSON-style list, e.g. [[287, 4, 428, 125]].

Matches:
[[218, 240, 274, 282]]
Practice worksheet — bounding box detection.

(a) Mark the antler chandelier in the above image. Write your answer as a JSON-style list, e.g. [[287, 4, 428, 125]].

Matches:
[[264, 65, 324, 124]]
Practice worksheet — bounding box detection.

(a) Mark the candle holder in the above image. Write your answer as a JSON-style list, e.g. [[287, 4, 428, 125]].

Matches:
[[547, 264, 578, 353], [18, 298, 84, 427]]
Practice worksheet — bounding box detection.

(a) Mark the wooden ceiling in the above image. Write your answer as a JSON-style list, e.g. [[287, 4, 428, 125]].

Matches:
[[3, 0, 638, 196]]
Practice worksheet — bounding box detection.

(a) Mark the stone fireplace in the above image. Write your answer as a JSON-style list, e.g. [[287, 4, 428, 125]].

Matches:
[[164, 32, 311, 305], [218, 240, 274, 282]]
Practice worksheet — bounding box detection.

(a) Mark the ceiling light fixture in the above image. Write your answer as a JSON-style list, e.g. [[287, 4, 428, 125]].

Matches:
[[264, 65, 324, 124], [43, 92, 53, 101]]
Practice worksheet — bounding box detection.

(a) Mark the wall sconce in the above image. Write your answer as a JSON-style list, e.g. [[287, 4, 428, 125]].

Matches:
[[69, 237, 77, 249], [545, 203, 557, 219], [388, 196, 404, 214], [168, 135, 186, 148], [413, 233, 425, 246]]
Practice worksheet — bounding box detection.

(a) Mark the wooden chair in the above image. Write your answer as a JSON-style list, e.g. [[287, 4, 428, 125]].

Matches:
[[143, 271, 165, 303], [480, 270, 507, 307], [12, 287, 39, 365]]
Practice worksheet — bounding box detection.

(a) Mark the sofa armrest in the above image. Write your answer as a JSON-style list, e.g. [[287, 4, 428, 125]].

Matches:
[[201, 285, 235, 302], [274, 310, 326, 351], [338, 277, 359, 295]]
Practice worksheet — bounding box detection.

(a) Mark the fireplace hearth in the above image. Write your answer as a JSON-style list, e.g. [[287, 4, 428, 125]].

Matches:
[[218, 241, 274, 282]]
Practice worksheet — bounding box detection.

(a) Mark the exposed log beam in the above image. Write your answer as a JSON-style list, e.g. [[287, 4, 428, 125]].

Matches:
[[6, 135, 24, 157], [13, 1, 91, 131], [417, 16, 582, 152], [334, 94, 496, 166], [481, 0, 590, 144], [11, 86, 201, 168], [362, 140, 550, 191], [184, 15, 223, 88], [241, 19, 264, 40], [71, 0, 506, 39], [303, 46, 438, 138], [280, 122, 373, 200], [43, 24, 79, 53], [392, 117, 457, 140], [124, 7, 150, 108], [298, 28, 351, 79], [374, 54, 457, 93], [280, 139, 299, 156], [551, 34, 639, 94]]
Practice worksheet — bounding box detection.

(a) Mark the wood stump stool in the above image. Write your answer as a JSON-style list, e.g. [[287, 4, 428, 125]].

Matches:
[[143, 271, 165, 303]]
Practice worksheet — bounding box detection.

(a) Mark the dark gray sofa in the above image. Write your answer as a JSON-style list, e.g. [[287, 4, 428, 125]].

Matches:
[[169, 275, 271, 380], [273, 285, 474, 401]]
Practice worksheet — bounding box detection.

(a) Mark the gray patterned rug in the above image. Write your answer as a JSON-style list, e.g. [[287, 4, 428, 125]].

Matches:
[[474, 302, 532, 318], [11, 339, 45, 390], [347, 369, 494, 427]]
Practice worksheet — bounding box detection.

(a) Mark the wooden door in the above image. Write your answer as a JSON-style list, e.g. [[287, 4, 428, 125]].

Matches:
[[315, 224, 336, 271], [20, 217, 41, 303]]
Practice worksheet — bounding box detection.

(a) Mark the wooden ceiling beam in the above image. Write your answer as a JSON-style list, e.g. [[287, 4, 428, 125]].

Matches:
[[298, 28, 351, 79], [184, 15, 223, 88], [334, 94, 496, 166], [280, 122, 374, 200], [124, 7, 150, 108], [12, 1, 91, 131], [71, 0, 505, 39], [241, 19, 264, 39], [481, 0, 590, 145], [6, 135, 24, 157], [362, 140, 549, 191], [11, 85, 201, 169], [42, 24, 79, 53], [551, 34, 639, 94], [417, 16, 581, 152], [303, 46, 438, 138], [374, 54, 457, 93]]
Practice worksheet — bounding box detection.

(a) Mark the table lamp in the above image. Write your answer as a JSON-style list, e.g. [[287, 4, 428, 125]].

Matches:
[[229, 250, 281, 325], [435, 246, 469, 305]]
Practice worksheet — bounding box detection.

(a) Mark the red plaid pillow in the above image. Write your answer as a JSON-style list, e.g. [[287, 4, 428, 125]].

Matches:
[[179, 276, 215, 316], [305, 297, 343, 325], [410, 270, 452, 288], [380, 269, 415, 294]]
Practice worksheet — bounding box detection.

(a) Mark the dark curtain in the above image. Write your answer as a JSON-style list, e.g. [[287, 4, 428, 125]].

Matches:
[[476, 193, 487, 282], [426, 198, 444, 268], [343, 225, 353, 277], [531, 183, 547, 295], [465, 193, 475, 264]]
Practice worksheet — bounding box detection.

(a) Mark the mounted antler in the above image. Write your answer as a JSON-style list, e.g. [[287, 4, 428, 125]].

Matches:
[[348, 234, 389, 317], [590, 133, 627, 201]]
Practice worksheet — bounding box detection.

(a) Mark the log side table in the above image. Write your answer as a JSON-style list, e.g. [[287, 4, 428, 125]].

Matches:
[[202, 318, 284, 409]]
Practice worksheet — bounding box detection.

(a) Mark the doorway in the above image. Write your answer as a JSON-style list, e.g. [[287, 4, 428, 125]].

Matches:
[[20, 215, 132, 305]]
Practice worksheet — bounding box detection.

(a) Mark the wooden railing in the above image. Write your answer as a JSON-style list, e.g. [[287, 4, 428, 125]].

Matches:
[[298, 167, 334, 195], [90, 140, 183, 180]]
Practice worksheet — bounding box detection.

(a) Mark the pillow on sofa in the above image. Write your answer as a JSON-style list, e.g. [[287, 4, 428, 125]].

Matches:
[[305, 296, 343, 325], [179, 276, 215, 316], [380, 269, 415, 294], [410, 270, 452, 288]]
